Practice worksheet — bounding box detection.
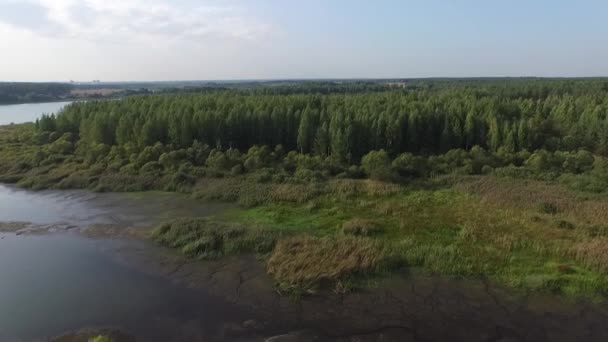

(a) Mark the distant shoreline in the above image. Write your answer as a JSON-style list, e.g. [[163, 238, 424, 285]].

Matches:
[[0, 99, 75, 106]]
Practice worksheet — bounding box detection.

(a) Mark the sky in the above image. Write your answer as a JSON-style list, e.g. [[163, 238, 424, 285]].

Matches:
[[0, 0, 607, 82]]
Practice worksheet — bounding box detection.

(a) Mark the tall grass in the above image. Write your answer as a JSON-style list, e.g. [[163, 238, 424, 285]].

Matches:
[[267, 236, 385, 294]]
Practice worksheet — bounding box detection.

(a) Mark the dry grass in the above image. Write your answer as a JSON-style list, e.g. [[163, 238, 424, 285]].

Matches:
[[456, 176, 608, 227], [194, 177, 403, 208], [268, 183, 323, 203], [266, 236, 384, 293], [572, 238, 608, 273], [328, 179, 402, 199]]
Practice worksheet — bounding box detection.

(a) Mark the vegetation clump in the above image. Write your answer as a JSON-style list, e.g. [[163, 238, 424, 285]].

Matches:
[[266, 236, 385, 293], [152, 218, 278, 258], [89, 336, 111, 342]]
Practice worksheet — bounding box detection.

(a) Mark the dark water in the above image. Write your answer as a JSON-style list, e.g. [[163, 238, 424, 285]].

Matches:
[[0, 234, 248, 342], [1, 185, 608, 341], [0, 185, 246, 341], [0, 102, 73, 125]]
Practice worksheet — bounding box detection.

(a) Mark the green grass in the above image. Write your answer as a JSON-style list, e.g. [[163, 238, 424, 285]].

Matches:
[[89, 336, 111, 342], [152, 218, 281, 259], [216, 180, 608, 299]]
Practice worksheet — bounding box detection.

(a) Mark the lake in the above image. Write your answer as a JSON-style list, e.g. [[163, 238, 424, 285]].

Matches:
[[0, 101, 73, 126]]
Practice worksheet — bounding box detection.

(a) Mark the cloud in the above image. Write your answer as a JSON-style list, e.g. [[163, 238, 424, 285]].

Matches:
[[0, 0, 272, 43]]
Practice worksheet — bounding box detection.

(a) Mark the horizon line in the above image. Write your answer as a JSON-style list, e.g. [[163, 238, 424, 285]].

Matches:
[[3, 76, 608, 84]]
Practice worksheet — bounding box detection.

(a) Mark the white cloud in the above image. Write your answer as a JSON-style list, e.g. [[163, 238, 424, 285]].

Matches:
[[0, 0, 272, 43]]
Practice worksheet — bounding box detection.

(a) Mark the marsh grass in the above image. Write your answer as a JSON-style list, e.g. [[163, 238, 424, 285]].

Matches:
[[226, 176, 608, 299], [267, 236, 385, 294], [152, 218, 279, 259]]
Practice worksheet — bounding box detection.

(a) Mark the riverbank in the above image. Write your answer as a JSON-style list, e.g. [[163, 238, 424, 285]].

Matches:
[[4, 224, 607, 342], [1, 185, 608, 341]]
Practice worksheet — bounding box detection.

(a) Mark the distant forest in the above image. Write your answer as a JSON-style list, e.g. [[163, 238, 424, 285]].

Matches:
[[37, 79, 608, 159], [0, 80, 393, 105], [0, 83, 74, 104]]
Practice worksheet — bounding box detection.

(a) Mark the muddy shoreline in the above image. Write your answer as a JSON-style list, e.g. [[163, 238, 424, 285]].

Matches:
[[2, 220, 607, 342]]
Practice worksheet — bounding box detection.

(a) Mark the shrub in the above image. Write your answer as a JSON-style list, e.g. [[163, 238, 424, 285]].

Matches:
[[392, 152, 428, 178], [361, 150, 392, 181], [293, 168, 324, 183], [230, 164, 244, 176], [206, 150, 229, 170]]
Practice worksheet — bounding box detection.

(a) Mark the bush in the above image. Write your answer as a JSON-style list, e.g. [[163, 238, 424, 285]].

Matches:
[[392, 152, 428, 178], [206, 150, 229, 170], [361, 150, 393, 181], [293, 168, 324, 183], [230, 164, 244, 176]]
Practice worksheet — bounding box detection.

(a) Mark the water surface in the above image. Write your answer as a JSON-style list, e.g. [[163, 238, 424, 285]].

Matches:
[[0, 185, 244, 341], [0, 101, 73, 125], [0, 234, 252, 341], [0, 184, 228, 226]]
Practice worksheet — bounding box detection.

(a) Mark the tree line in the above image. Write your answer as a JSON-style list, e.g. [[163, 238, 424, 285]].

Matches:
[[35, 79, 608, 162], [0, 82, 74, 104]]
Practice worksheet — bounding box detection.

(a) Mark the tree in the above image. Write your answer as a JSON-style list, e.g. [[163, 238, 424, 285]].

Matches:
[[297, 107, 314, 153]]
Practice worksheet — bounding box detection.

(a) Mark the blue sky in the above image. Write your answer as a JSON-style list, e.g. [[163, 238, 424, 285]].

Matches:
[[0, 0, 607, 81]]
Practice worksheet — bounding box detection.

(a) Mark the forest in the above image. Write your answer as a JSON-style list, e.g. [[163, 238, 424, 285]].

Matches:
[[3, 79, 608, 297], [29, 78, 608, 184], [0, 82, 74, 104], [36, 79, 608, 157]]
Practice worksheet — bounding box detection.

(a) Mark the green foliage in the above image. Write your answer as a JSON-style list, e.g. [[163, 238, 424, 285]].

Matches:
[[361, 150, 393, 181], [30, 79, 608, 162], [88, 336, 111, 342], [152, 218, 278, 258], [0, 82, 73, 104]]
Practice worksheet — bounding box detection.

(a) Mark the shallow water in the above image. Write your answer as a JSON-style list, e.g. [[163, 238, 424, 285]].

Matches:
[[0, 184, 228, 226], [1, 185, 608, 341], [0, 234, 249, 341], [0, 185, 246, 341], [0, 101, 73, 125]]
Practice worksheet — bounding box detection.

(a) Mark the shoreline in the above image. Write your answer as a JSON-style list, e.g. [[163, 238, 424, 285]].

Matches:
[[2, 218, 608, 341], [2, 172, 608, 300]]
